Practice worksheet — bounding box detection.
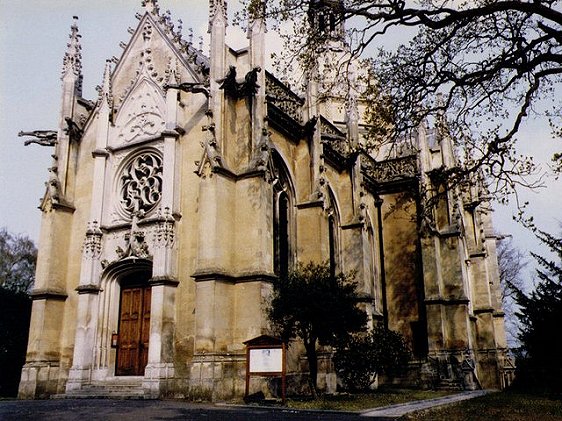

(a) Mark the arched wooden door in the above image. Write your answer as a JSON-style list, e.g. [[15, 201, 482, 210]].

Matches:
[[116, 274, 151, 376]]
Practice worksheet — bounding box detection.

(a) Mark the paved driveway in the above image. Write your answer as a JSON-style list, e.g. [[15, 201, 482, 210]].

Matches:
[[0, 399, 373, 421]]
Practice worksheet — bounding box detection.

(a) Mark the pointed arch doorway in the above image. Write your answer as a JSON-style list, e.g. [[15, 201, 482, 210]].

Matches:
[[116, 271, 152, 376]]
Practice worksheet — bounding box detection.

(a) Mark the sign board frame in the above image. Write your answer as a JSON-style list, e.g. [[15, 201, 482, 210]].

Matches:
[[244, 336, 286, 404]]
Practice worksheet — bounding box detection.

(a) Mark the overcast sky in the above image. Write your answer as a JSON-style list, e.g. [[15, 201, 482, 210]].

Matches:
[[1, 0, 560, 285]]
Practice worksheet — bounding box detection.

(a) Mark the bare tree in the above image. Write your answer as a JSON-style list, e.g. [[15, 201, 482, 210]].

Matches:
[[0, 228, 37, 294], [244, 0, 562, 200], [496, 236, 528, 347]]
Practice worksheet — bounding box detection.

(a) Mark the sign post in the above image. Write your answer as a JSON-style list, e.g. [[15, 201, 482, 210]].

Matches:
[[243, 335, 286, 404]]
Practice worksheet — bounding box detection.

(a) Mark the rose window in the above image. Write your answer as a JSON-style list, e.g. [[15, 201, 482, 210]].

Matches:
[[119, 152, 163, 216]]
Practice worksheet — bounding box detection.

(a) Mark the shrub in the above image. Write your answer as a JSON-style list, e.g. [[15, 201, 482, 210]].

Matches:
[[334, 326, 411, 392]]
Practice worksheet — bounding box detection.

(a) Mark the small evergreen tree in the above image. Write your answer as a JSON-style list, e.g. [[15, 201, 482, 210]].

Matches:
[[514, 229, 562, 393], [268, 262, 366, 396], [334, 326, 411, 392]]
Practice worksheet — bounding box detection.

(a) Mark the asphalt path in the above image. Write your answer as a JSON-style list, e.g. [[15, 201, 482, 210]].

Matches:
[[0, 399, 384, 421]]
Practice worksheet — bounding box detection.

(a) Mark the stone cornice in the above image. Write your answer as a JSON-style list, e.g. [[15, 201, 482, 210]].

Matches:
[[425, 297, 470, 306], [191, 270, 277, 284], [473, 307, 495, 315], [92, 149, 110, 158], [75, 284, 102, 295], [30, 289, 68, 301], [469, 251, 487, 259], [50, 201, 76, 214], [106, 135, 163, 154], [209, 166, 268, 182], [341, 221, 364, 230], [100, 211, 181, 233], [149, 276, 180, 287], [296, 200, 324, 210], [438, 227, 462, 239], [162, 128, 185, 137]]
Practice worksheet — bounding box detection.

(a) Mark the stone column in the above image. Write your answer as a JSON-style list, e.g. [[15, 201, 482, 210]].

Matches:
[[142, 83, 181, 397], [19, 201, 73, 398], [66, 60, 112, 392]]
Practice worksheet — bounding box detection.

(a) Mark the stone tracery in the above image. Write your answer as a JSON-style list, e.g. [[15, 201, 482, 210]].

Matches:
[[119, 151, 163, 216]]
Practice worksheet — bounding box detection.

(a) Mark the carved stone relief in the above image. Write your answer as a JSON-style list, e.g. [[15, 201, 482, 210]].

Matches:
[[155, 207, 175, 248], [83, 221, 103, 258], [116, 81, 166, 144]]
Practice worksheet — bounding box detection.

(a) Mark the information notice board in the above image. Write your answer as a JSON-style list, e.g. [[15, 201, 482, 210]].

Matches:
[[244, 336, 286, 403], [249, 348, 283, 373]]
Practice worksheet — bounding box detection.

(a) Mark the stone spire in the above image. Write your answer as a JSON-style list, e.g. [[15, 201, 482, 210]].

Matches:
[[345, 62, 359, 147], [142, 0, 160, 15], [61, 16, 83, 95], [208, 0, 228, 152], [209, 0, 228, 31], [99, 60, 113, 111], [436, 93, 455, 168], [248, 0, 267, 160]]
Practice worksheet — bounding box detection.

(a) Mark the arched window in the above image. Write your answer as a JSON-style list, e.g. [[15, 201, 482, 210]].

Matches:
[[272, 152, 294, 279], [326, 188, 341, 277], [274, 191, 290, 279], [328, 214, 337, 277]]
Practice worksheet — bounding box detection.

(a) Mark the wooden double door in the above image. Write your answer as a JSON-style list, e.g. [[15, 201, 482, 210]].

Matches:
[[116, 281, 151, 376]]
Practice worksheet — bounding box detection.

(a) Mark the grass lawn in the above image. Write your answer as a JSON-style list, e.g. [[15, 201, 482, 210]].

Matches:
[[285, 389, 453, 412], [401, 391, 562, 421]]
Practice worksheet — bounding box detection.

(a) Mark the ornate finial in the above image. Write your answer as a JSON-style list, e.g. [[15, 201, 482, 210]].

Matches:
[[209, 0, 228, 30], [188, 27, 194, 45], [165, 57, 181, 85], [165, 9, 172, 24], [248, 0, 267, 38], [62, 16, 82, 83], [174, 19, 183, 42], [248, 0, 266, 22], [142, 0, 160, 15]]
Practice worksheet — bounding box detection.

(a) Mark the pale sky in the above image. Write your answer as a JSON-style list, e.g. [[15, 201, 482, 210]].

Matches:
[[1, 0, 560, 286]]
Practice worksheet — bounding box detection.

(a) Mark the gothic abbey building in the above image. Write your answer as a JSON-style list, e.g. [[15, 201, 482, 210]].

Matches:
[[18, 0, 512, 400]]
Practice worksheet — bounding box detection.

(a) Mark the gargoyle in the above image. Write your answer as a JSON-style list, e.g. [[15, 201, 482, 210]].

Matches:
[[241, 66, 261, 97], [302, 116, 318, 138], [219, 66, 261, 100], [64, 117, 83, 142], [219, 66, 240, 98], [18, 130, 57, 147], [165, 82, 210, 98]]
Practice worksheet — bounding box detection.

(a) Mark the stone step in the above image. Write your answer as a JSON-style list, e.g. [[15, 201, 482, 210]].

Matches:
[[62, 388, 146, 399], [436, 379, 464, 391], [57, 378, 147, 399], [87, 383, 143, 390]]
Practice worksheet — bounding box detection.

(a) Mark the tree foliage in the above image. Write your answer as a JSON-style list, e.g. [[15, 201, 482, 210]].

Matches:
[[244, 0, 562, 200], [267, 262, 366, 394], [514, 229, 562, 392], [0, 228, 37, 294], [333, 326, 411, 392], [0, 228, 35, 396]]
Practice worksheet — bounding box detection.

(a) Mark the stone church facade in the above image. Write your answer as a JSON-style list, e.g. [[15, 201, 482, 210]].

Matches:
[[18, 0, 512, 400]]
